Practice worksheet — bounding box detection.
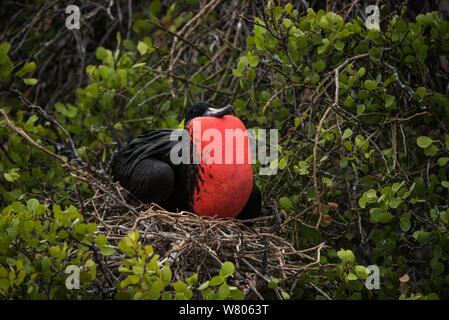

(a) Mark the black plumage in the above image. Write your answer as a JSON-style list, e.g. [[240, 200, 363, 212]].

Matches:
[[111, 103, 261, 220]]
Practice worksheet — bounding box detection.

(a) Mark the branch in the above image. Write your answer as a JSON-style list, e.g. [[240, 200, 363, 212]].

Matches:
[[313, 68, 339, 229], [6, 88, 87, 167], [147, 19, 209, 58], [0, 109, 67, 163]]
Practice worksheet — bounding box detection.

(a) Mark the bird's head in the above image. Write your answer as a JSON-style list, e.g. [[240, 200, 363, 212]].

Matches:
[[184, 102, 236, 125]]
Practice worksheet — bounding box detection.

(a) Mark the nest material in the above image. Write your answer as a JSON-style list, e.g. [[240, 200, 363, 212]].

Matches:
[[79, 181, 327, 299]]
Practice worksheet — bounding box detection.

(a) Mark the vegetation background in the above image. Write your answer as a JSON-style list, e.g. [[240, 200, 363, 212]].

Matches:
[[0, 0, 449, 300]]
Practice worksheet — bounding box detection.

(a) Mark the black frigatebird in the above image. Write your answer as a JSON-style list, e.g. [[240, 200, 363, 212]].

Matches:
[[111, 102, 261, 220]]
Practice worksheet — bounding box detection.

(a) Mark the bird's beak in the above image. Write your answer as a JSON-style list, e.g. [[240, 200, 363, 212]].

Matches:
[[204, 105, 236, 118]]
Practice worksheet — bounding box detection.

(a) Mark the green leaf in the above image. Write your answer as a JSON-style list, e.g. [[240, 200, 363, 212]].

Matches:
[[96, 47, 108, 60], [132, 264, 144, 275], [186, 273, 197, 287], [198, 281, 209, 291], [137, 41, 148, 55], [369, 47, 381, 62], [0, 42, 11, 56], [149, 0, 161, 14], [97, 245, 113, 256], [366, 189, 377, 199], [272, 6, 283, 20], [379, 211, 393, 223], [416, 87, 426, 98], [400, 217, 411, 232], [15, 61, 36, 77], [339, 158, 348, 168], [209, 275, 224, 286], [279, 156, 288, 170], [337, 249, 355, 264], [354, 266, 369, 280], [229, 288, 244, 300], [279, 197, 293, 210], [404, 55, 416, 63], [440, 211, 449, 224], [123, 39, 135, 51], [322, 177, 333, 187], [41, 257, 51, 271], [364, 80, 377, 90], [161, 292, 172, 300], [333, 41, 345, 51], [370, 207, 381, 222], [4, 172, 20, 182], [282, 18, 292, 29], [173, 281, 188, 293], [216, 283, 230, 299], [232, 69, 242, 77], [413, 230, 431, 243], [346, 272, 358, 281], [281, 290, 290, 300], [94, 235, 107, 247], [233, 99, 245, 110], [424, 144, 439, 157], [65, 104, 78, 118], [342, 128, 353, 139], [23, 78, 38, 85], [237, 56, 249, 73], [161, 265, 172, 284], [317, 38, 330, 54], [0, 42, 14, 81], [248, 55, 259, 67], [431, 259, 444, 276], [437, 157, 449, 167], [356, 67, 366, 79], [312, 61, 326, 72], [219, 262, 234, 278], [318, 16, 329, 29], [417, 136, 433, 148], [384, 94, 395, 109], [26, 198, 39, 212]]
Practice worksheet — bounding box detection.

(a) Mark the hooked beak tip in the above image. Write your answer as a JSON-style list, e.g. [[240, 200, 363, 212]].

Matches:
[[205, 105, 236, 118]]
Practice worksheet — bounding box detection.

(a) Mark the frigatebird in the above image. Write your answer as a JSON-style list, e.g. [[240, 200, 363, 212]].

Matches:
[[111, 102, 261, 220]]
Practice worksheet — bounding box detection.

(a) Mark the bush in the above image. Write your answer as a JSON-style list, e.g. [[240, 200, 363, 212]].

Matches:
[[232, 3, 449, 299]]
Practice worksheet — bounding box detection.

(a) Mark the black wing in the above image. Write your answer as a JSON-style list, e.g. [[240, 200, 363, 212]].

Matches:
[[112, 129, 181, 181], [111, 129, 186, 204]]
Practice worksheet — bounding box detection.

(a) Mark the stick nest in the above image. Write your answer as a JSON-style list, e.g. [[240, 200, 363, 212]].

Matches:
[[79, 181, 327, 299]]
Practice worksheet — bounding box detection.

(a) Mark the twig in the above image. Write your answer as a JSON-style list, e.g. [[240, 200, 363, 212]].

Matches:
[[0, 109, 67, 163], [5, 88, 87, 167], [308, 281, 333, 300], [312, 69, 337, 229], [147, 19, 209, 58]]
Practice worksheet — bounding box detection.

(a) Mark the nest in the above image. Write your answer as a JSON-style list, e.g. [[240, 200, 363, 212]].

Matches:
[[77, 178, 327, 299]]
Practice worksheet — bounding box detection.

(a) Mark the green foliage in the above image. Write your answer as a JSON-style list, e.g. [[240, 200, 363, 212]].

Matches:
[[234, 3, 449, 299], [116, 232, 243, 300], [0, 199, 242, 300], [0, 199, 99, 299]]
